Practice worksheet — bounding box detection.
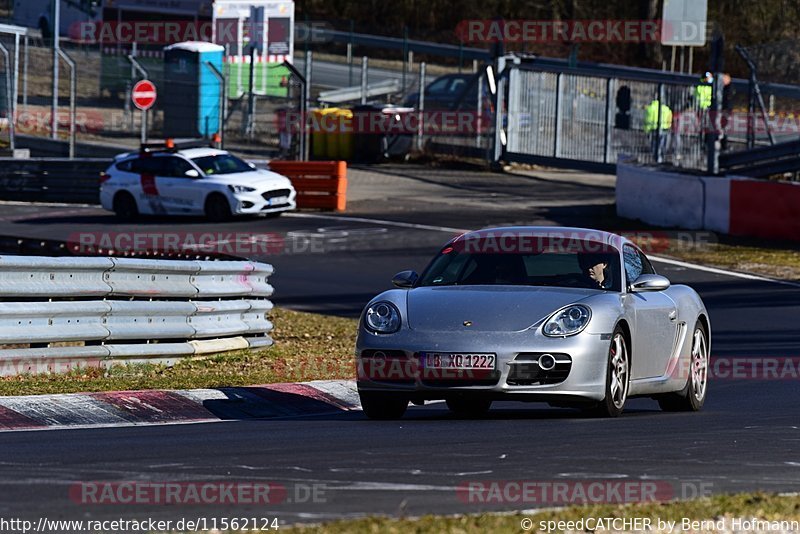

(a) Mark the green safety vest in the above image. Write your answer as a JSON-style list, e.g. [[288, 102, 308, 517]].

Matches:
[[644, 100, 672, 132], [695, 84, 712, 109]]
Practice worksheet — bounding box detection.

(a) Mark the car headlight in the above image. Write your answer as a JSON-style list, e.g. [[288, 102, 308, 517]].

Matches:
[[543, 305, 591, 337], [228, 185, 256, 193], [364, 301, 401, 333]]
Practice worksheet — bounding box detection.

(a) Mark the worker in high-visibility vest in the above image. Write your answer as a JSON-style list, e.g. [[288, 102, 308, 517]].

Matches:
[[644, 98, 673, 160], [694, 72, 714, 110]]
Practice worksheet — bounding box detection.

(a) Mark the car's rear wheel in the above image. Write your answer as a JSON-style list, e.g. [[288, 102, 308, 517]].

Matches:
[[359, 391, 408, 420], [205, 194, 232, 222], [591, 326, 630, 418], [446, 397, 492, 417], [113, 192, 139, 220], [657, 321, 708, 412]]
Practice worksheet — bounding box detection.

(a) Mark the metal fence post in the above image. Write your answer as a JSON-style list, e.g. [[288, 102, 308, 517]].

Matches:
[[56, 49, 76, 159], [416, 62, 426, 151], [51, 0, 60, 140], [348, 19, 354, 86], [554, 73, 563, 158], [12, 32, 19, 150], [303, 51, 312, 161], [604, 78, 615, 164], [280, 59, 308, 162], [246, 47, 256, 138], [656, 83, 664, 164], [476, 65, 483, 149], [22, 34, 28, 111], [360, 56, 368, 104], [0, 44, 14, 152], [707, 74, 723, 175], [206, 61, 227, 147], [492, 57, 506, 164], [402, 26, 408, 90]]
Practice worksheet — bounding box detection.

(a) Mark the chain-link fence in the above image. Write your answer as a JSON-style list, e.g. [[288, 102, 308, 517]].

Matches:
[[1, 36, 304, 155], [503, 63, 710, 171]]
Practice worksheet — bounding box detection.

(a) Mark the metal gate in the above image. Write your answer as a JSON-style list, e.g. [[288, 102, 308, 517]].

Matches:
[[497, 57, 712, 172]]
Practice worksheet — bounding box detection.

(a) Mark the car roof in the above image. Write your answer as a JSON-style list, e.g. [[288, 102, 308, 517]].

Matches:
[[115, 147, 229, 161], [175, 148, 229, 159], [453, 226, 630, 250]]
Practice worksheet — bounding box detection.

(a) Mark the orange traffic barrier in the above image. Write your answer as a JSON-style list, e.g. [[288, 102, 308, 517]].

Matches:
[[268, 160, 347, 212]]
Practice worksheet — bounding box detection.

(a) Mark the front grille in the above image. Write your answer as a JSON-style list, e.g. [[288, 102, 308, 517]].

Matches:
[[261, 203, 291, 210], [506, 353, 572, 385], [262, 189, 291, 200]]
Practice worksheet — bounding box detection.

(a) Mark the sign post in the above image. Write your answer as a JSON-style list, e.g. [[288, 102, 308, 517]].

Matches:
[[661, 0, 709, 73], [132, 80, 157, 143]]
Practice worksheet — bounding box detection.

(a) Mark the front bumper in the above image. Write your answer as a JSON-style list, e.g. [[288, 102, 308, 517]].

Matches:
[[233, 188, 297, 215], [356, 328, 611, 402]]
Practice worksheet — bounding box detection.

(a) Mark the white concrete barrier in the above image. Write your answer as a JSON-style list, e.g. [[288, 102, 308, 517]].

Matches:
[[616, 163, 706, 229]]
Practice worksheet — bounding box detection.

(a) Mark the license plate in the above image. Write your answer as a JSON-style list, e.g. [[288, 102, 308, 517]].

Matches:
[[423, 353, 495, 370], [269, 196, 289, 206]]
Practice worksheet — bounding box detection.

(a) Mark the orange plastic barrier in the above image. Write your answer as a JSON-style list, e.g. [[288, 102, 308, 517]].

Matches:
[[268, 160, 347, 212]]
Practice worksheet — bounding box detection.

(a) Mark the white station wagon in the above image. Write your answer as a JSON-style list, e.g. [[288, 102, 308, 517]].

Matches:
[[100, 140, 297, 221]]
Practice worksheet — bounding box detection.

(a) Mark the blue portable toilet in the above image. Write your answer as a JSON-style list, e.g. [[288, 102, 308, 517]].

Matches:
[[162, 41, 225, 138]]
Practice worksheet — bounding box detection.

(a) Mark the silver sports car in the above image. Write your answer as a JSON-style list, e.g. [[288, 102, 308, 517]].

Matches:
[[356, 227, 710, 419]]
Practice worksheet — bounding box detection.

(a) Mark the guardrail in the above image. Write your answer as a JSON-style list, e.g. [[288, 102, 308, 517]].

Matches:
[[0, 158, 108, 203], [307, 27, 491, 61], [719, 139, 800, 177], [318, 79, 401, 104], [0, 234, 240, 260], [268, 160, 348, 211], [0, 255, 274, 376]]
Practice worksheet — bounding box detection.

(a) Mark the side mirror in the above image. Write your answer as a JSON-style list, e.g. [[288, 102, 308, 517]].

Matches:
[[184, 169, 200, 178], [392, 270, 418, 288], [630, 274, 670, 292]]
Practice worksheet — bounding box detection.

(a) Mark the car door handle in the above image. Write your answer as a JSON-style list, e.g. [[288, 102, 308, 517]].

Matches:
[[668, 310, 677, 321]]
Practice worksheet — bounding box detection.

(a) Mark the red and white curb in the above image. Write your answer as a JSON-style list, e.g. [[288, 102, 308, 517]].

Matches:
[[0, 380, 359, 432]]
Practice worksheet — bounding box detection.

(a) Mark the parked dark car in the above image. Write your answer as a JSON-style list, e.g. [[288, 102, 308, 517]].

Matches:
[[404, 73, 480, 110]]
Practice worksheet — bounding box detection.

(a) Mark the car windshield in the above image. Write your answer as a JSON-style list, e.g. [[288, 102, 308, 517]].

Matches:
[[418, 235, 622, 291], [191, 154, 254, 175]]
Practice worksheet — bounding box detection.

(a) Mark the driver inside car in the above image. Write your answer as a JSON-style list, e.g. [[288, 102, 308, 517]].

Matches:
[[578, 253, 614, 290]]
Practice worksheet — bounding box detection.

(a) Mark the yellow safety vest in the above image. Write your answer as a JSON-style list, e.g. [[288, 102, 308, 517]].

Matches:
[[695, 84, 712, 109], [644, 100, 672, 132]]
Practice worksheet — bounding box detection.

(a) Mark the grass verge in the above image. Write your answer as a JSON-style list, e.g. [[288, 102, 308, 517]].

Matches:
[[0, 308, 358, 396], [282, 493, 800, 533], [656, 237, 800, 281]]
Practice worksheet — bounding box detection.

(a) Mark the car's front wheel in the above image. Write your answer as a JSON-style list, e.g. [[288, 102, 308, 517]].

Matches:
[[205, 194, 232, 222], [359, 391, 408, 420], [591, 326, 630, 418], [657, 321, 708, 412], [446, 397, 492, 417]]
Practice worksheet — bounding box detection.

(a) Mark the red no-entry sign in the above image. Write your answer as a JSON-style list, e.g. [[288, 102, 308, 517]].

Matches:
[[132, 80, 157, 111]]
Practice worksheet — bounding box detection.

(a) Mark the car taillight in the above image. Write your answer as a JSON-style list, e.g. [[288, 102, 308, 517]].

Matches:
[[99, 172, 111, 184]]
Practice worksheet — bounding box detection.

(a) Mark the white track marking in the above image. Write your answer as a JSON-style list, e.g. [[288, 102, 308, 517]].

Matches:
[[290, 213, 800, 288], [650, 255, 800, 288], [0, 200, 98, 208], [285, 213, 468, 234]]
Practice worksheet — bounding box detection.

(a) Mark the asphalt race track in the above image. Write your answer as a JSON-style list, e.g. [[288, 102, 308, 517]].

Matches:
[[0, 176, 798, 524]]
